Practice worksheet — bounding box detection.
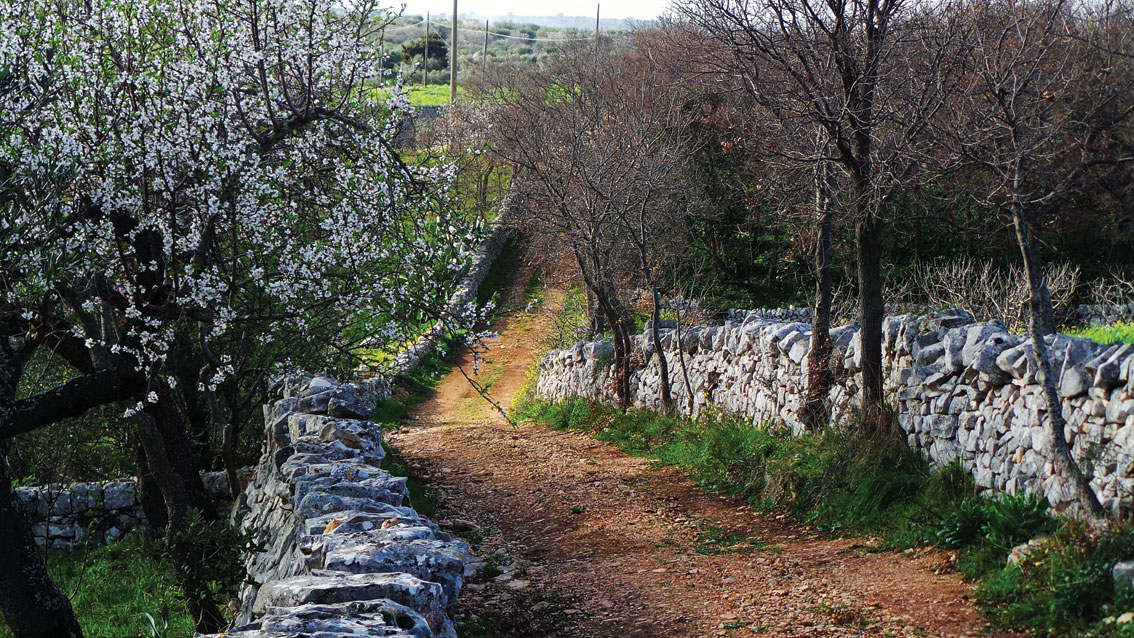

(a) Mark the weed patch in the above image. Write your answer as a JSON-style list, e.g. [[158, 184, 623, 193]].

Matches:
[[694, 524, 780, 555]]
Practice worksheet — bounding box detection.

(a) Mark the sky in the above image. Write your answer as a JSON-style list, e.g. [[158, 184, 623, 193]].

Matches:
[[396, 0, 672, 20]]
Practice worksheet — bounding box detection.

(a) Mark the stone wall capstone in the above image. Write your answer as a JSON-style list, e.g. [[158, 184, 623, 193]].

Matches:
[[535, 309, 1134, 517]]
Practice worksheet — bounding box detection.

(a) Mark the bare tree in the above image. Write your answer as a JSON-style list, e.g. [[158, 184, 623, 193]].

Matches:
[[480, 40, 695, 411], [938, 0, 1134, 517], [673, 0, 964, 432]]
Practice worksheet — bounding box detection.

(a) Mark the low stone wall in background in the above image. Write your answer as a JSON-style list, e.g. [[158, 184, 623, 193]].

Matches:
[[536, 309, 1134, 517], [214, 373, 467, 638], [729, 301, 1134, 329], [1073, 302, 1134, 327], [14, 470, 237, 551]]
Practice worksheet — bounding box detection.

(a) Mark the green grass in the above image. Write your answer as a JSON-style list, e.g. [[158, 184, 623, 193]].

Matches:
[[0, 538, 194, 638], [516, 398, 1134, 636], [975, 522, 1134, 636], [372, 83, 469, 106], [1066, 321, 1134, 344], [371, 331, 462, 425], [694, 524, 780, 555]]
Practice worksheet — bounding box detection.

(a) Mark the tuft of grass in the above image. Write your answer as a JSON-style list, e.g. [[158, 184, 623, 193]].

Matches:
[[0, 537, 194, 638], [1065, 321, 1134, 344]]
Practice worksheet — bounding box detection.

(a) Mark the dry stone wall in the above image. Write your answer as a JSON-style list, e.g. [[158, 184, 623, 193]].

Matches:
[[215, 373, 468, 638], [14, 471, 237, 551], [14, 479, 144, 550], [536, 309, 1134, 516], [1073, 302, 1134, 327]]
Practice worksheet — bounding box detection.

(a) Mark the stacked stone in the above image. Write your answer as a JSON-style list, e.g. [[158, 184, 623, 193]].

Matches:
[[217, 374, 468, 638], [14, 470, 241, 550], [725, 307, 812, 323], [14, 480, 143, 550], [536, 309, 1134, 517], [1071, 302, 1134, 327]]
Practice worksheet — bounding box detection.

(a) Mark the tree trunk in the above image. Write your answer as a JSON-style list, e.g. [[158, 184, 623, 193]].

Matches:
[[134, 396, 226, 633], [615, 311, 634, 409], [587, 288, 606, 337], [856, 203, 886, 436], [0, 351, 84, 638], [134, 442, 168, 534], [0, 441, 84, 638], [1012, 207, 1106, 518], [651, 287, 674, 414], [212, 391, 244, 500], [593, 289, 630, 409], [802, 157, 835, 430], [674, 297, 695, 414]]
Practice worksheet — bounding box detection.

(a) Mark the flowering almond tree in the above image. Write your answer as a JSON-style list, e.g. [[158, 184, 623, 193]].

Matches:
[[0, 0, 481, 634]]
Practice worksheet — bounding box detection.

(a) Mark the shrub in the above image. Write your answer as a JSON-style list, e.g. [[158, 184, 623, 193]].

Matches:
[[935, 497, 988, 549], [978, 522, 1134, 635]]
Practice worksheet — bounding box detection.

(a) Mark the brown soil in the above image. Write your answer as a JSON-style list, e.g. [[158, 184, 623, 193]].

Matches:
[[388, 249, 1013, 638]]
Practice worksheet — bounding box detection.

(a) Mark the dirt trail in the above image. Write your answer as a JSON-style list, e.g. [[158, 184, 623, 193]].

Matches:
[[389, 251, 1011, 638]]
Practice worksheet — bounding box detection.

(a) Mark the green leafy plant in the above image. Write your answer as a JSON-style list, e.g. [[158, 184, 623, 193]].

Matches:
[[935, 497, 989, 549], [159, 509, 263, 612], [978, 522, 1134, 635], [982, 492, 1058, 551]]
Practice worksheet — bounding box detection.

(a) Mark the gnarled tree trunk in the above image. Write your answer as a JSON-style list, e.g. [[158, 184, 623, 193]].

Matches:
[[1012, 204, 1105, 518], [0, 351, 83, 638]]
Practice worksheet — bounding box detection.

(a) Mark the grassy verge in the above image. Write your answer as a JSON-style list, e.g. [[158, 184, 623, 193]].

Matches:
[[1066, 322, 1134, 344], [0, 538, 193, 638], [516, 398, 1134, 637]]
